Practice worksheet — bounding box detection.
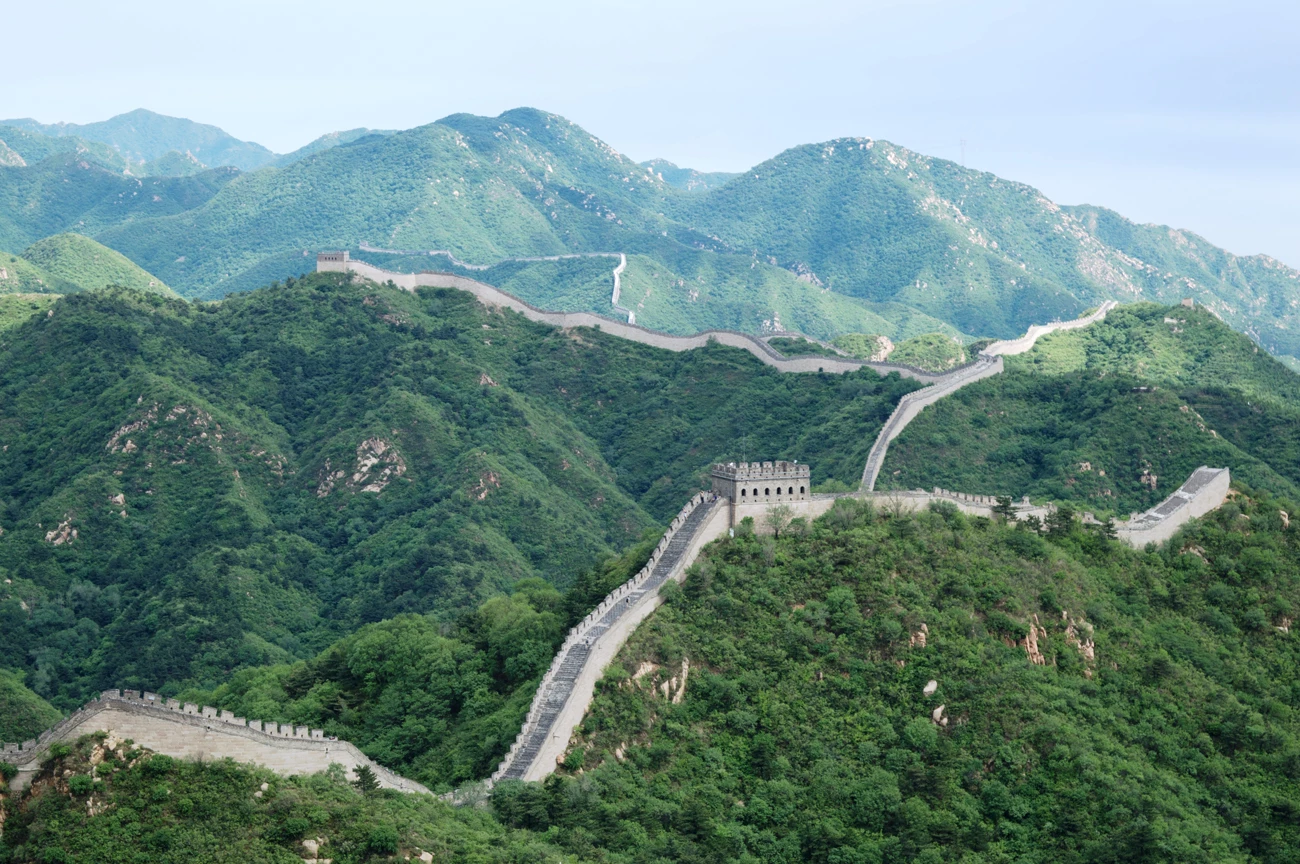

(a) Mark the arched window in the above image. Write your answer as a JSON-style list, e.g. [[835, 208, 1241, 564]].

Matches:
[[741, 488, 747, 497], [753, 489, 759, 497], [800, 485, 805, 494], [765, 488, 770, 496]]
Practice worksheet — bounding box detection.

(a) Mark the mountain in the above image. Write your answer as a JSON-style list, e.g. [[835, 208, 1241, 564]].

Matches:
[[641, 157, 740, 191], [0, 154, 238, 252], [0, 109, 276, 171], [37, 107, 1287, 363], [20, 233, 175, 296], [140, 150, 208, 177], [272, 127, 397, 167], [13, 488, 1300, 861], [0, 124, 132, 174], [0, 272, 912, 708], [881, 302, 1300, 515]]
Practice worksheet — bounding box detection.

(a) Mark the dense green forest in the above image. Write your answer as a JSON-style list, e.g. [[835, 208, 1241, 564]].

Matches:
[[11, 234, 174, 297], [0, 273, 912, 709], [882, 304, 1300, 515], [11, 493, 1300, 862], [503, 492, 1300, 863]]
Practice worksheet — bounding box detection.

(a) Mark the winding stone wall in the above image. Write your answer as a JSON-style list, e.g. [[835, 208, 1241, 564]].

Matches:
[[338, 259, 961, 382], [3, 690, 429, 795]]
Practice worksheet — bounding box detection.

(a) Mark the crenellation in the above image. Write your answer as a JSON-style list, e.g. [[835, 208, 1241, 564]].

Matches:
[[7, 688, 429, 795], [183, 702, 198, 714]]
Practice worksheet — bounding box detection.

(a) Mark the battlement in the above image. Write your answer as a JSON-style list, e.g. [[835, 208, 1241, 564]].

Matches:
[[316, 250, 350, 272], [710, 461, 811, 504], [4, 688, 426, 795]]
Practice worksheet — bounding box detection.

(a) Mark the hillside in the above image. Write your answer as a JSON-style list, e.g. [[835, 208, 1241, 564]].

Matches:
[[0, 253, 72, 294], [0, 669, 61, 741], [0, 125, 131, 174], [0, 272, 913, 709], [0, 109, 277, 171], [528, 493, 1300, 862], [20, 233, 174, 296], [13, 492, 1300, 862], [641, 158, 740, 191], [1, 107, 1298, 356], [0, 294, 58, 331], [0, 154, 237, 253], [672, 138, 1300, 361]]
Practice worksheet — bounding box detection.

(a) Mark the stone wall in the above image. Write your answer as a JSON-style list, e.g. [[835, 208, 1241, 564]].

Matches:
[[860, 357, 1005, 491], [981, 301, 1118, 357], [3, 690, 429, 795], [1114, 466, 1231, 547], [335, 258, 959, 383], [491, 492, 731, 783]]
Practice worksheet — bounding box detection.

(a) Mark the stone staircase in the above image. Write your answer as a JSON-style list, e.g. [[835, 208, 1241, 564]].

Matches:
[[493, 496, 721, 782]]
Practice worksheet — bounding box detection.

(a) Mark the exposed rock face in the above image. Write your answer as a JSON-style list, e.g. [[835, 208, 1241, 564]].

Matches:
[[317, 438, 406, 497], [910, 622, 929, 648], [923, 679, 938, 696], [45, 516, 77, 546], [1063, 611, 1097, 677], [1022, 614, 1047, 665]]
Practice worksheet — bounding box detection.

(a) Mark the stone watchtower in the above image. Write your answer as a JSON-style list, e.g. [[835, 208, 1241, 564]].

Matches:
[[317, 251, 350, 272], [711, 461, 811, 504]]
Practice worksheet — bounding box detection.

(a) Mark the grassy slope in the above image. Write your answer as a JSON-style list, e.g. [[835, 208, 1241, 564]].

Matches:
[[0, 272, 910, 709], [0, 294, 59, 332], [529, 495, 1300, 863], [889, 333, 968, 372], [21, 234, 175, 296], [0, 254, 72, 294], [0, 668, 61, 741]]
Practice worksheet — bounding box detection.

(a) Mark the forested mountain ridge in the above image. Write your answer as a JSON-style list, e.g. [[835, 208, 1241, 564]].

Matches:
[[4, 107, 1300, 362], [0, 272, 912, 710], [0, 109, 277, 171]]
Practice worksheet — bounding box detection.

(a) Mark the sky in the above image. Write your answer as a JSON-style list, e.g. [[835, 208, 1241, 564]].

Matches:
[[6, 0, 1300, 266]]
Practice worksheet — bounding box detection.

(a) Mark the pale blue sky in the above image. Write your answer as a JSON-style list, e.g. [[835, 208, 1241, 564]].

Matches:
[[8, 0, 1300, 266]]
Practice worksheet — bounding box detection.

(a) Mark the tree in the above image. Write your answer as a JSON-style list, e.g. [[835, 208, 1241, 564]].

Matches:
[[765, 504, 794, 538], [352, 764, 379, 794], [992, 496, 1016, 522], [1046, 505, 1077, 538]]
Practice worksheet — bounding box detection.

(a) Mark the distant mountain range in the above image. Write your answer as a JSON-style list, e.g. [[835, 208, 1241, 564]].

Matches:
[[2, 107, 1299, 364]]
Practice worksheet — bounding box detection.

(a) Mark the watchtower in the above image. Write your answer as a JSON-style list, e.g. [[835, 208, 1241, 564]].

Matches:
[[710, 461, 810, 504], [317, 251, 350, 273]]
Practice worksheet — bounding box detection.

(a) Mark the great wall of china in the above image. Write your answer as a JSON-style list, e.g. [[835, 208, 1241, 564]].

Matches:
[[4, 256, 1231, 797]]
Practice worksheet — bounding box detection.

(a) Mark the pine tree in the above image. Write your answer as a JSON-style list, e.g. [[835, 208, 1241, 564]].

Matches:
[[352, 764, 379, 794]]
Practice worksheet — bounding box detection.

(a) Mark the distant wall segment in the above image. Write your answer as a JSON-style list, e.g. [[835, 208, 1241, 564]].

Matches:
[[3, 690, 429, 795]]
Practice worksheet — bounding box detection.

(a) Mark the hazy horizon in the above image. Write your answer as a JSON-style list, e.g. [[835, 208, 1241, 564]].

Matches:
[[7, 0, 1300, 267]]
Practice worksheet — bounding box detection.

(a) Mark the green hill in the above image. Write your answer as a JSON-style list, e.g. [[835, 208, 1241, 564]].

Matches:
[[0, 294, 59, 331], [20, 233, 175, 296], [0, 271, 913, 709], [4, 107, 1299, 357], [14, 493, 1300, 861], [141, 150, 208, 177], [0, 668, 61, 741], [0, 109, 276, 171], [0, 154, 237, 253], [641, 158, 739, 191], [0, 124, 132, 174], [0, 253, 73, 294]]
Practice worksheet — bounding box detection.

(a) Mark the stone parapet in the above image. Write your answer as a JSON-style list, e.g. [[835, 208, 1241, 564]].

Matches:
[[4, 690, 429, 795]]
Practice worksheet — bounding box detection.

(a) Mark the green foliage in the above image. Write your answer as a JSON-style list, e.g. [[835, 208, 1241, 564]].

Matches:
[[1, 735, 576, 863], [19, 234, 175, 296], [888, 333, 967, 372], [351, 764, 379, 795], [0, 274, 907, 709], [766, 337, 842, 358], [0, 294, 58, 331], [883, 367, 1299, 516], [513, 492, 1300, 862], [832, 332, 890, 360], [0, 669, 61, 742]]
